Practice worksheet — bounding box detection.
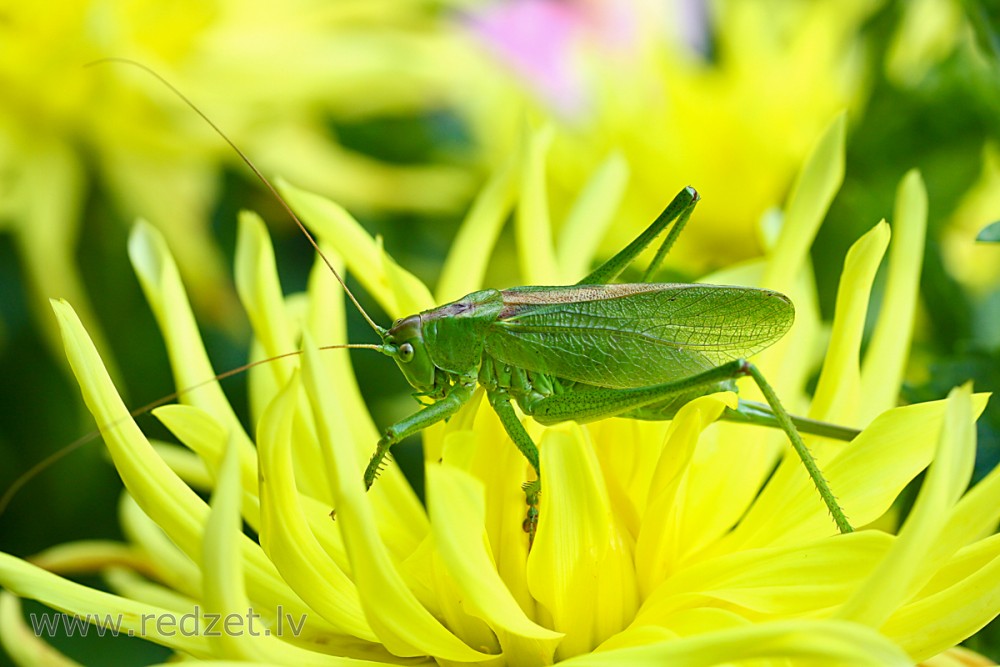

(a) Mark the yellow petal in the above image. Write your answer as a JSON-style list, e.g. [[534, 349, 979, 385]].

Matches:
[[146, 663, 280, 667], [558, 619, 910, 666], [721, 394, 988, 550], [526, 423, 637, 660], [0, 552, 211, 657], [748, 112, 839, 397], [426, 464, 562, 661], [128, 221, 251, 452], [153, 405, 355, 594], [379, 235, 435, 318], [234, 211, 298, 390], [827, 392, 986, 532], [450, 400, 537, 617], [634, 393, 736, 594], [911, 535, 1000, 607], [941, 142, 1000, 293], [809, 220, 890, 425], [556, 152, 629, 281], [103, 567, 198, 617], [255, 372, 375, 642], [300, 334, 487, 661], [118, 494, 202, 602], [277, 180, 434, 319], [202, 430, 365, 665], [304, 248, 379, 447], [418, 534, 500, 655], [26, 540, 147, 576], [883, 544, 1000, 662], [146, 663, 283, 667], [249, 116, 476, 214], [678, 414, 785, 559], [201, 430, 263, 660], [153, 405, 262, 528], [50, 299, 322, 633], [859, 170, 928, 423], [233, 213, 329, 501], [303, 248, 427, 552], [934, 443, 1000, 559], [885, 0, 964, 86], [838, 384, 976, 626], [516, 125, 560, 285], [128, 221, 270, 527], [437, 145, 521, 303], [638, 530, 892, 622], [52, 297, 210, 556], [763, 112, 846, 290], [153, 404, 226, 466], [152, 441, 213, 490], [587, 417, 671, 539], [0, 592, 82, 667], [43, 533, 200, 620], [609, 607, 747, 644]]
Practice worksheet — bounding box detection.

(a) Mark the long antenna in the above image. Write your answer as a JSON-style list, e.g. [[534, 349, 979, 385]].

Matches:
[[85, 57, 387, 336], [0, 343, 382, 517]]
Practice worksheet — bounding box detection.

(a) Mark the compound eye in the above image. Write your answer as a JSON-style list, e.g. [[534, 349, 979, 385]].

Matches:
[[398, 342, 415, 363]]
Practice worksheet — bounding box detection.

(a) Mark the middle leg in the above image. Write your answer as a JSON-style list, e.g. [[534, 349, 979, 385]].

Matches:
[[488, 388, 543, 545]]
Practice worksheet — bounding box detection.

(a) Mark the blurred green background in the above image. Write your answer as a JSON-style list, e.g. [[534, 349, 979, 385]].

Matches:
[[1, 0, 1000, 663]]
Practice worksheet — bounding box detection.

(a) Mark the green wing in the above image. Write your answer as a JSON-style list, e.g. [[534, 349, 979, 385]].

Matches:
[[484, 284, 793, 389]]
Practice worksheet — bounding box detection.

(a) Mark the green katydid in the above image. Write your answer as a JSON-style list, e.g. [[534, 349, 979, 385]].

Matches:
[[3, 61, 859, 542], [352, 186, 857, 540]]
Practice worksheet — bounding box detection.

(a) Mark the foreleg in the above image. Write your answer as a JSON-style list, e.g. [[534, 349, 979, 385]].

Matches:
[[364, 380, 475, 489]]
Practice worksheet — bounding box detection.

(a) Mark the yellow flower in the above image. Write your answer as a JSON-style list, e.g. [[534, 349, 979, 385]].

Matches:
[[1, 116, 998, 665], [458, 0, 877, 273], [0, 0, 475, 362]]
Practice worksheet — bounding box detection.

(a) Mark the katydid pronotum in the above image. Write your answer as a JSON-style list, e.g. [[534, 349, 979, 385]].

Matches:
[[2, 62, 859, 543]]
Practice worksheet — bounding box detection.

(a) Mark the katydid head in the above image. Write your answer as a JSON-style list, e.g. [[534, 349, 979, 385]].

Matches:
[[384, 315, 436, 392]]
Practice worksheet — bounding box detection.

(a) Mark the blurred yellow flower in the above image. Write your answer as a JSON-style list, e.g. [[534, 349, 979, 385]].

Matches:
[[1, 118, 999, 665], [0, 0, 475, 361], [458, 0, 877, 273]]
